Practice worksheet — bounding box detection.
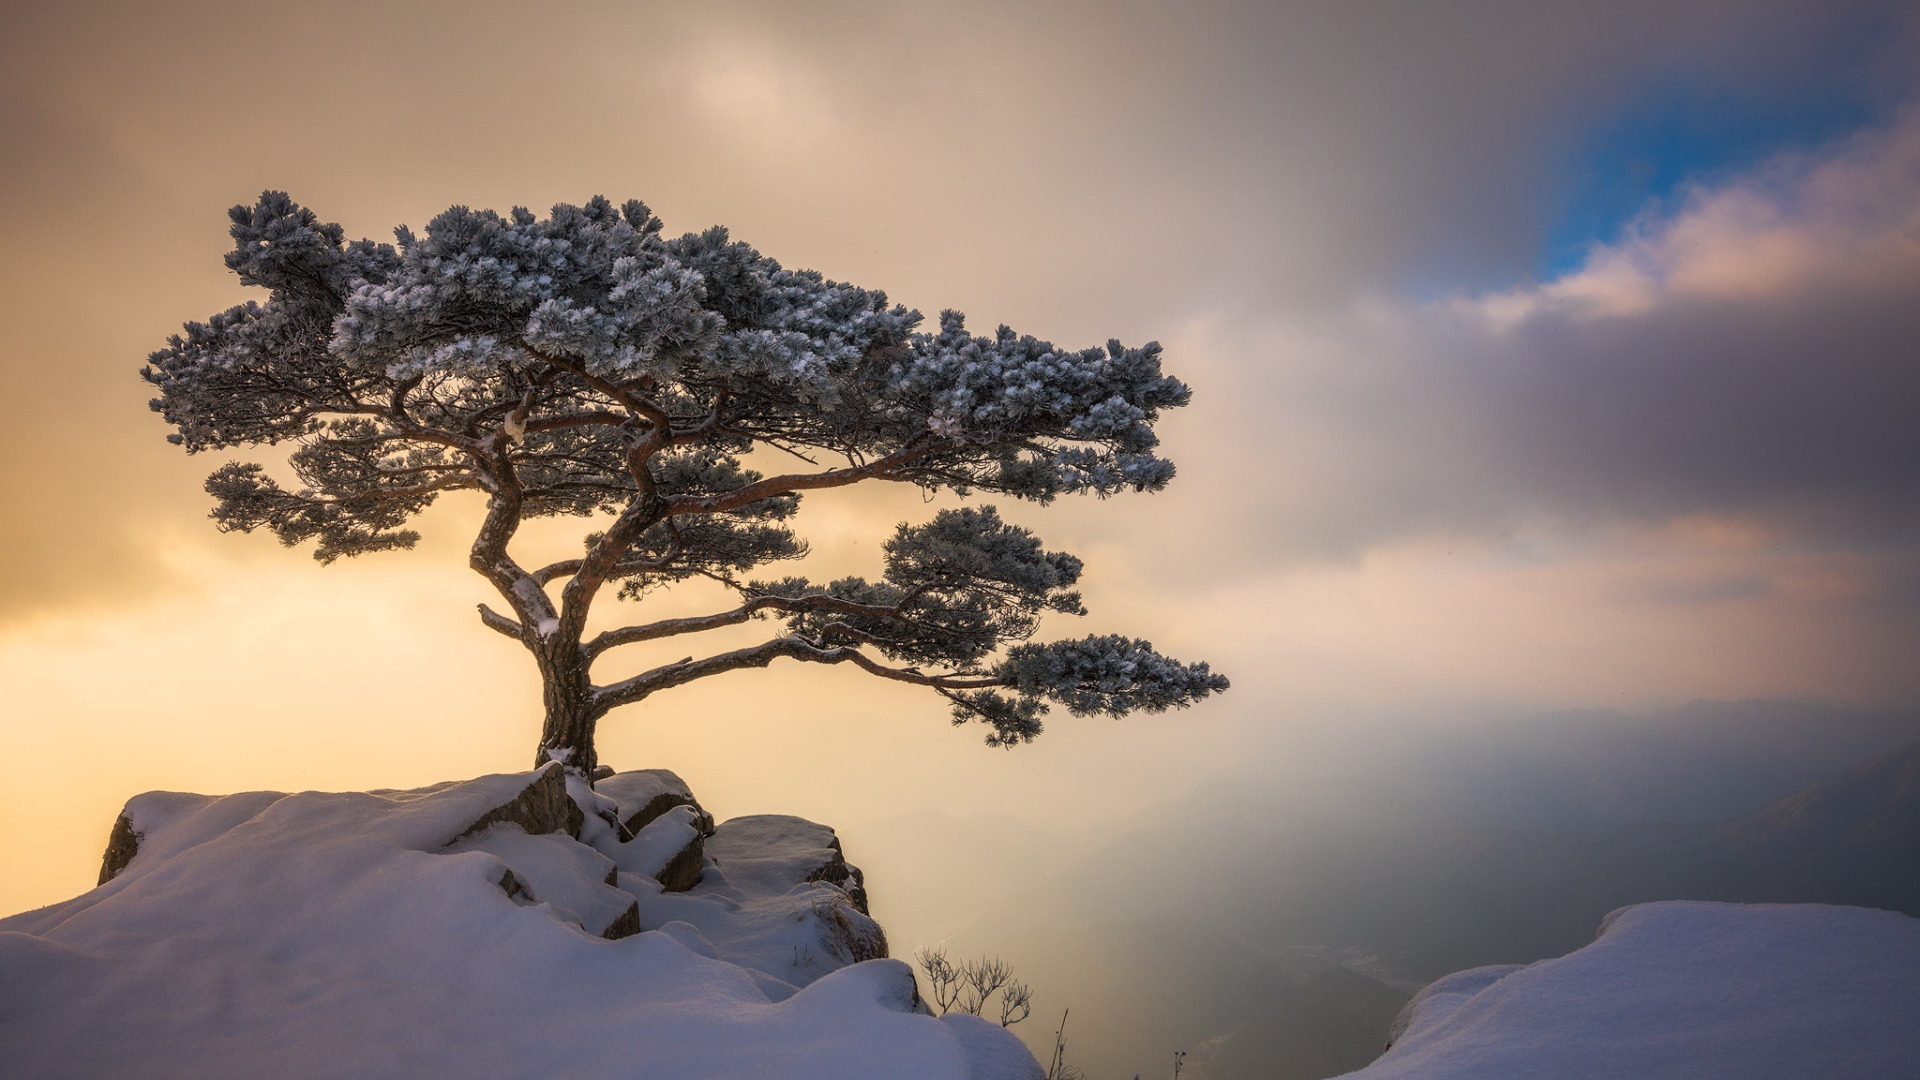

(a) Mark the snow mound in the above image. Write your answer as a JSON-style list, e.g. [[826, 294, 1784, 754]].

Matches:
[[0, 767, 1035, 1080], [633, 813, 889, 1001], [1347, 901, 1920, 1080]]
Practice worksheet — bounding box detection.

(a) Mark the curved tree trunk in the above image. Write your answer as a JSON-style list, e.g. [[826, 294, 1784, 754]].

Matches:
[[533, 643, 601, 772]]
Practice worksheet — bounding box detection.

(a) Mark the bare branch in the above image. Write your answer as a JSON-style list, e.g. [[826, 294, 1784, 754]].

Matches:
[[533, 525, 683, 587], [832, 648, 1002, 690], [962, 956, 1013, 1014], [999, 980, 1032, 1027], [591, 634, 1001, 711], [556, 496, 669, 637], [286, 392, 484, 456], [916, 949, 964, 1015], [670, 388, 732, 444], [467, 460, 550, 632], [583, 608, 758, 661], [389, 374, 421, 423], [582, 591, 934, 662], [478, 603, 524, 639]]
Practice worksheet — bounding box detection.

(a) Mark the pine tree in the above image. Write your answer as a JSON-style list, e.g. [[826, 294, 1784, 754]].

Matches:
[[145, 193, 1228, 772]]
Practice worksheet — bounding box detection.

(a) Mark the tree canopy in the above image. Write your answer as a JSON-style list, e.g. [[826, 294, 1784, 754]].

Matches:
[[145, 193, 1227, 770]]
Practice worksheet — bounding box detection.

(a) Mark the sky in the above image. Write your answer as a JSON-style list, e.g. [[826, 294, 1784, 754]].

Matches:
[[2, 0, 1918, 916]]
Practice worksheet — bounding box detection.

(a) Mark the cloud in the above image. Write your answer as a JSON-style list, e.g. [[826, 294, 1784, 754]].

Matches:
[[1191, 105, 1920, 564], [1480, 111, 1920, 320]]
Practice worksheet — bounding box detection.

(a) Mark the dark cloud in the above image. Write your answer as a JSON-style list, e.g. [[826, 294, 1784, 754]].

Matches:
[[1172, 109, 1920, 566], [1490, 277, 1920, 537]]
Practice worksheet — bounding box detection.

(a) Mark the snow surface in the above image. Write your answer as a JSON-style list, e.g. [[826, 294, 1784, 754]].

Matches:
[[1345, 901, 1920, 1080], [445, 823, 634, 937], [0, 768, 1038, 1080], [595, 767, 693, 812], [631, 814, 887, 1002]]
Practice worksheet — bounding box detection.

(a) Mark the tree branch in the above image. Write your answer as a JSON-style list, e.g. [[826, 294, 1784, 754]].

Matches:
[[523, 346, 676, 434], [287, 393, 484, 456], [467, 459, 553, 634], [531, 550, 679, 587], [666, 439, 942, 516], [524, 410, 630, 434], [389, 374, 421, 425], [582, 592, 924, 662], [306, 473, 473, 503], [556, 496, 668, 638], [592, 634, 1001, 710], [584, 608, 758, 662], [477, 603, 524, 639]]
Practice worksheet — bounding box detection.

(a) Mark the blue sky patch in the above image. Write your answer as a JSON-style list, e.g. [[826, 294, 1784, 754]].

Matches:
[[1537, 79, 1881, 280]]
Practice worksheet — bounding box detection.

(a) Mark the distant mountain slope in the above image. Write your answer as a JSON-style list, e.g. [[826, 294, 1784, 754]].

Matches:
[[1699, 736, 1920, 904]]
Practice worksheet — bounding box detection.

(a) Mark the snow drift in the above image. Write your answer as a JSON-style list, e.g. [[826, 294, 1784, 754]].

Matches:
[[0, 764, 1040, 1080], [1345, 900, 1920, 1080]]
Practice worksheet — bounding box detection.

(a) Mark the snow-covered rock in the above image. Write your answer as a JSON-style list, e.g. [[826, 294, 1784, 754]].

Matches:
[[1347, 901, 1920, 1080], [0, 767, 1034, 1080], [707, 814, 873, 914], [620, 803, 709, 891], [598, 767, 715, 837], [631, 814, 890, 1002], [446, 822, 639, 939], [586, 769, 713, 890]]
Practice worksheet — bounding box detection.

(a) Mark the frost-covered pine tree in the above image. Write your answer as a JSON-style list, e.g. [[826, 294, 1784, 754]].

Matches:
[[145, 193, 1228, 772]]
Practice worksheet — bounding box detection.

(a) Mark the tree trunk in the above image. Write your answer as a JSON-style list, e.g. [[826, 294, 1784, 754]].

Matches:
[[533, 643, 601, 773]]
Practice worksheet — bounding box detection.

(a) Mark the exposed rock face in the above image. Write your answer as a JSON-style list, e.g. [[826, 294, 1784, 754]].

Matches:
[[597, 768, 715, 837], [450, 762, 584, 841], [801, 834, 870, 915], [97, 814, 140, 885], [601, 902, 642, 941], [496, 867, 531, 902], [655, 832, 706, 893]]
